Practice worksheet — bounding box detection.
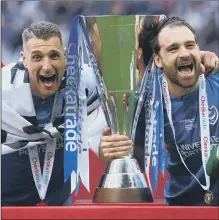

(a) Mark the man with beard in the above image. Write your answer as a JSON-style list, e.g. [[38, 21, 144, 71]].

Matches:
[[135, 15, 219, 85], [152, 16, 219, 206], [99, 17, 219, 205]]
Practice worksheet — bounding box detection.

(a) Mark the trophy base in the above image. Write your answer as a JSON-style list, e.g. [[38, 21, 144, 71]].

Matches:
[[93, 188, 153, 203]]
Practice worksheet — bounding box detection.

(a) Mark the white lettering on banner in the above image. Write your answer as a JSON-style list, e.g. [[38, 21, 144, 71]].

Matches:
[[65, 141, 77, 152], [65, 90, 77, 152], [66, 52, 78, 90], [65, 129, 77, 140], [65, 119, 77, 136], [152, 119, 158, 167], [65, 44, 83, 153], [65, 91, 77, 107]]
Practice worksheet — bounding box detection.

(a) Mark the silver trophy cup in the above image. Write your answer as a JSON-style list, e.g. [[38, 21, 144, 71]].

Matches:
[[86, 15, 154, 203], [93, 91, 153, 202]]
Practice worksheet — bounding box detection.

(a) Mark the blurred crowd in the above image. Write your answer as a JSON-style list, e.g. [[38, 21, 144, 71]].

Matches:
[[1, 0, 219, 64]]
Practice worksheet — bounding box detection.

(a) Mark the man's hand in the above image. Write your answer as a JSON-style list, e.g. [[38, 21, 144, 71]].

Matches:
[[200, 51, 219, 74], [99, 128, 132, 164]]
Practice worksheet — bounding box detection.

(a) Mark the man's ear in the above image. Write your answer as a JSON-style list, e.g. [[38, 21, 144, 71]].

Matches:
[[20, 51, 28, 68], [153, 53, 163, 69], [64, 47, 67, 64], [137, 48, 143, 61], [64, 47, 67, 57]]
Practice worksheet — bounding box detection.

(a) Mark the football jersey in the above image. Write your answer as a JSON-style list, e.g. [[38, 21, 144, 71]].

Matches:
[[164, 73, 219, 205]]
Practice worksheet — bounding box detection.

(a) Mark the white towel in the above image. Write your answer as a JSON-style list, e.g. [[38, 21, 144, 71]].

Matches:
[[2, 61, 65, 154]]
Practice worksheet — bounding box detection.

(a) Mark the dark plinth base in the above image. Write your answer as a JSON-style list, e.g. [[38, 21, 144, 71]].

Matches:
[[93, 188, 153, 203]]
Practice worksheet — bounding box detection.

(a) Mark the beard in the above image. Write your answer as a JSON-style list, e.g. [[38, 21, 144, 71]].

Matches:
[[162, 57, 200, 89]]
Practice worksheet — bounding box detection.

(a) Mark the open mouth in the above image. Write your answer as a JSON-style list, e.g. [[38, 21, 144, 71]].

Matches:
[[177, 63, 194, 75], [39, 74, 57, 88]]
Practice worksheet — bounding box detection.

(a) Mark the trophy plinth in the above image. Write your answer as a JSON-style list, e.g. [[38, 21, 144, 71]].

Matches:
[[93, 157, 153, 203]]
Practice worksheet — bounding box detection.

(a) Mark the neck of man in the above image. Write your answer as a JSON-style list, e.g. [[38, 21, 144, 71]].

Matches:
[[30, 83, 52, 100], [137, 62, 145, 84], [33, 92, 48, 100], [166, 77, 199, 97], [31, 88, 50, 100], [139, 65, 146, 84]]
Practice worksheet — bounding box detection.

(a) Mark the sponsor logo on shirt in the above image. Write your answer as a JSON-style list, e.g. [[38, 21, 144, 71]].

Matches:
[[209, 105, 218, 125], [178, 136, 219, 160], [172, 105, 218, 130], [180, 118, 197, 130]]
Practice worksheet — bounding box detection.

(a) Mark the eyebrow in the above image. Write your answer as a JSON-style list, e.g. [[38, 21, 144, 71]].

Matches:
[[165, 40, 196, 50], [184, 40, 196, 45], [31, 49, 61, 55], [166, 43, 178, 51], [49, 50, 61, 56]]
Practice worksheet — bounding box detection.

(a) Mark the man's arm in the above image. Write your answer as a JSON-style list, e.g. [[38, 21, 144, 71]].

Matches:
[[87, 105, 108, 155], [200, 51, 219, 74]]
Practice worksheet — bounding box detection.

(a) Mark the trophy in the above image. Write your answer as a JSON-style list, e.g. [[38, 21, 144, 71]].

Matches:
[[83, 15, 154, 203]]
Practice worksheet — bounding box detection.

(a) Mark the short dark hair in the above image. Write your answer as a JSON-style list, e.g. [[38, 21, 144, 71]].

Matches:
[[138, 16, 158, 66], [22, 21, 63, 45], [139, 16, 199, 65]]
